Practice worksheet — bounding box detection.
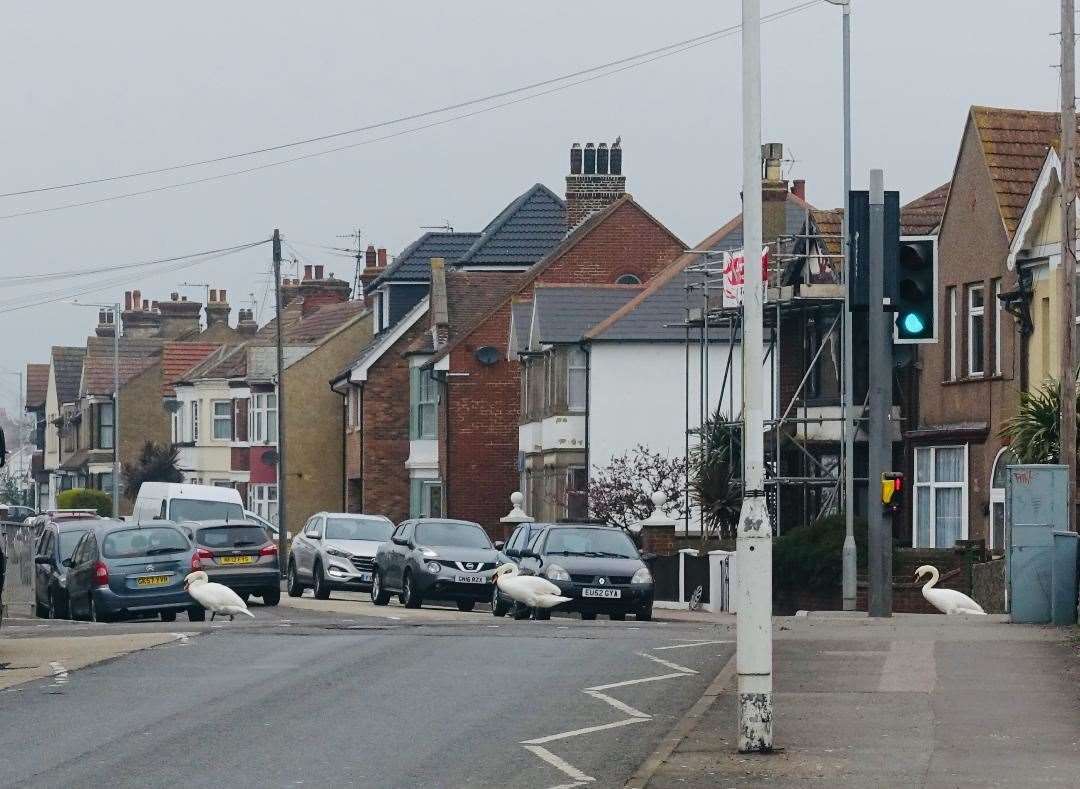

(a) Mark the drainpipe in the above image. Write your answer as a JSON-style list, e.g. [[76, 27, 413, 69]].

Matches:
[[341, 393, 347, 511]]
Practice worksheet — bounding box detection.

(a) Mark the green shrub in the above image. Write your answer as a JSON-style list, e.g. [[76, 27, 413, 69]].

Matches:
[[57, 488, 112, 517], [773, 513, 868, 595]]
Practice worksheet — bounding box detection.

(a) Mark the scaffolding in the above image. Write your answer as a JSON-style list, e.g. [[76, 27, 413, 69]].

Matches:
[[680, 220, 868, 537]]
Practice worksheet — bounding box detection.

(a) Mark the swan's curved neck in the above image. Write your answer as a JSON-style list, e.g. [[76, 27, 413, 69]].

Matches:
[[921, 567, 940, 589]]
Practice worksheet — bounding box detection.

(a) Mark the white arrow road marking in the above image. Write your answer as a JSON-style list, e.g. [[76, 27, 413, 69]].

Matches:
[[522, 717, 647, 745], [635, 652, 697, 674], [586, 672, 690, 691], [653, 640, 732, 650], [47, 661, 69, 688], [523, 746, 595, 783], [583, 690, 650, 719], [545, 783, 590, 789]]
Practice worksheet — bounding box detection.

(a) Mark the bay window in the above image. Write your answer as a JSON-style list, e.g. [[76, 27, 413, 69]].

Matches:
[[249, 484, 278, 525], [249, 393, 278, 444], [914, 445, 967, 548], [567, 347, 587, 412], [96, 401, 114, 450]]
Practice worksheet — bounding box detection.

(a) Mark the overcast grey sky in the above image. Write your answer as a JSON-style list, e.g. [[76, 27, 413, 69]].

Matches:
[[0, 0, 1059, 416]]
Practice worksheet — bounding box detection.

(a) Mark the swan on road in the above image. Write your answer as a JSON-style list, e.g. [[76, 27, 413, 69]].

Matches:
[[184, 571, 255, 621], [492, 563, 571, 610], [915, 565, 986, 615]]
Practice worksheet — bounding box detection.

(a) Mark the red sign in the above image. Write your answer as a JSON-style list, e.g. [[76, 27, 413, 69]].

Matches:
[[722, 246, 769, 307]]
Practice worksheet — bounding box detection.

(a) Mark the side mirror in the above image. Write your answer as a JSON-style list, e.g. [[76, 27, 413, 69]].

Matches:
[[521, 549, 539, 560], [309, 534, 321, 541], [61, 558, 73, 568], [493, 541, 505, 551], [505, 548, 520, 558], [391, 535, 408, 547], [35, 555, 53, 565], [640, 551, 658, 562]]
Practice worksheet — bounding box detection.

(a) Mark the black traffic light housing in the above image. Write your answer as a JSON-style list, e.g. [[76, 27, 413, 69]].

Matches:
[[894, 237, 937, 343]]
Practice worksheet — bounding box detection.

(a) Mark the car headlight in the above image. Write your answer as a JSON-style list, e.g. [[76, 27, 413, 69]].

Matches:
[[545, 564, 570, 582], [420, 547, 439, 558], [631, 567, 653, 584], [426, 561, 441, 574], [326, 548, 351, 559]]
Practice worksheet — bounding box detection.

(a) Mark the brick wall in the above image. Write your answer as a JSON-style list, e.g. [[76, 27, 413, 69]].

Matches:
[[344, 386, 363, 512], [118, 362, 171, 514]]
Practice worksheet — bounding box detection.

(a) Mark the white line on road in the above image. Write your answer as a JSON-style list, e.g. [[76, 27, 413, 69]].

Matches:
[[586, 672, 690, 691], [522, 717, 647, 745], [653, 640, 732, 651], [545, 782, 589, 789], [584, 690, 650, 719], [522, 746, 595, 783], [636, 652, 697, 674]]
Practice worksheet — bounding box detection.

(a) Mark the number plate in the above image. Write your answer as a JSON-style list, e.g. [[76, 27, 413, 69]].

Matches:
[[217, 555, 254, 565], [454, 574, 485, 584], [358, 572, 372, 582], [582, 587, 621, 599], [135, 575, 170, 587]]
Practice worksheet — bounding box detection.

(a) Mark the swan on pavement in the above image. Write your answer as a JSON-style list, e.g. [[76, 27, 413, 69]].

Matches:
[[492, 563, 571, 610], [184, 571, 255, 621], [914, 565, 986, 615]]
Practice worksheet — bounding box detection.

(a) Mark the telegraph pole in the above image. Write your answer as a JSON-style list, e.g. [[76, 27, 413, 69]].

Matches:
[[273, 230, 288, 564], [1060, 0, 1077, 529], [866, 170, 892, 616], [111, 302, 120, 518], [736, 0, 773, 753]]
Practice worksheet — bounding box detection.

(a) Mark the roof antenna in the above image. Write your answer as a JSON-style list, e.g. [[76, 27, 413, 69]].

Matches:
[[420, 221, 454, 233]]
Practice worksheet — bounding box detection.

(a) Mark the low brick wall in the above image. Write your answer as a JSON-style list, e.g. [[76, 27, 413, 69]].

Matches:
[[972, 558, 1006, 614]]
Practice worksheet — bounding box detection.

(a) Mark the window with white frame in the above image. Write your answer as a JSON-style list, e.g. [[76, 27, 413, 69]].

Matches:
[[190, 401, 200, 443], [567, 347, 587, 412], [346, 388, 354, 428], [992, 278, 1002, 376], [170, 402, 183, 443], [249, 393, 278, 444], [947, 286, 957, 380], [353, 386, 361, 428], [967, 283, 984, 377], [415, 370, 437, 439], [212, 400, 233, 440], [249, 483, 278, 525], [914, 445, 967, 548], [96, 401, 114, 450]]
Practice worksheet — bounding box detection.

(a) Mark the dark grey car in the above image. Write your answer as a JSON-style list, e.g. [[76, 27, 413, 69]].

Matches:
[[190, 520, 280, 606], [66, 521, 203, 623], [371, 519, 502, 611], [33, 520, 95, 619]]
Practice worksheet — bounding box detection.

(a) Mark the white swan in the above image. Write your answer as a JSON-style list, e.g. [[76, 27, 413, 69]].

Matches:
[[914, 565, 986, 615], [492, 563, 571, 610], [184, 571, 255, 621]]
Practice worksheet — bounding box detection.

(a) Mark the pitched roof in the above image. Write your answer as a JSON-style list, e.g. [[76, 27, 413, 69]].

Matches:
[[24, 363, 50, 409], [50, 346, 86, 405], [181, 344, 250, 381], [711, 191, 816, 252], [456, 183, 567, 266], [285, 301, 367, 343], [370, 232, 481, 286], [531, 285, 642, 344], [161, 342, 221, 396], [82, 336, 163, 396], [444, 270, 527, 347], [970, 106, 1062, 237]]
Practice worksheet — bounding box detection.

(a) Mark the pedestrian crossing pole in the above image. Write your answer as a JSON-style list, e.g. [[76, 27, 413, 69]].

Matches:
[[736, 0, 774, 753]]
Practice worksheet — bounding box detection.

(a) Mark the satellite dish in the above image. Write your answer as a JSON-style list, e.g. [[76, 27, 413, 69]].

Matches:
[[474, 346, 500, 366], [262, 449, 280, 466]]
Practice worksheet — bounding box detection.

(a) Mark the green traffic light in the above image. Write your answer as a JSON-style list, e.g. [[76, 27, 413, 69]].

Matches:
[[902, 312, 926, 335]]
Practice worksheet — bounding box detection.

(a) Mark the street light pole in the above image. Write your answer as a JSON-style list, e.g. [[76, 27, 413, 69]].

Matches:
[[736, 0, 773, 753], [111, 302, 120, 518], [1060, 0, 1077, 529], [273, 230, 288, 565]]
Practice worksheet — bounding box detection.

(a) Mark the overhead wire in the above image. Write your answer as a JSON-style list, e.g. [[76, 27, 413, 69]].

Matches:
[[0, 0, 823, 200], [0, 1, 821, 222]]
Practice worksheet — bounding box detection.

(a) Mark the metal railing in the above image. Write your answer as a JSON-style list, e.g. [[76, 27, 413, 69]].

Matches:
[[1, 520, 36, 617]]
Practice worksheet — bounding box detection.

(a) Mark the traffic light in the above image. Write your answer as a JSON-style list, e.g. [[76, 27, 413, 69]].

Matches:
[[881, 472, 903, 514], [893, 238, 936, 343]]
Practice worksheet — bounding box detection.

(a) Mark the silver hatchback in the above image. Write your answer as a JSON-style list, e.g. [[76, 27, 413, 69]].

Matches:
[[287, 512, 394, 599]]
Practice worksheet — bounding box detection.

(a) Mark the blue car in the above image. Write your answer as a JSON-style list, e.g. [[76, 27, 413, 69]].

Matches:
[[66, 520, 205, 623]]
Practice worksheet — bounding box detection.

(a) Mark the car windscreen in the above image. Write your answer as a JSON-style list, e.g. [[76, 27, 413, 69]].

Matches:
[[324, 517, 393, 542], [196, 525, 268, 549], [102, 527, 190, 559], [168, 499, 245, 522], [542, 528, 639, 559], [415, 521, 492, 549], [58, 529, 89, 561]]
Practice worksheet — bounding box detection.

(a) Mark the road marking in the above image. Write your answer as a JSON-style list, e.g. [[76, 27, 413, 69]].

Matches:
[[587, 672, 690, 691], [653, 640, 732, 651], [584, 690, 650, 719], [636, 652, 697, 674], [879, 640, 936, 693], [546, 783, 589, 789], [522, 746, 595, 783], [47, 661, 69, 690], [170, 632, 192, 646], [522, 717, 646, 745], [820, 650, 887, 656]]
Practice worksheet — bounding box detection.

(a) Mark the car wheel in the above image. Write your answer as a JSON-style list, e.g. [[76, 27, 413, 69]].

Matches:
[[637, 604, 653, 622], [457, 600, 476, 612], [312, 562, 331, 600], [262, 586, 281, 607], [511, 602, 531, 620], [370, 570, 391, 606], [160, 610, 177, 622], [286, 561, 304, 598], [533, 607, 551, 621], [35, 596, 49, 619], [402, 571, 422, 609], [188, 606, 206, 622], [609, 611, 627, 621], [491, 586, 508, 617], [580, 611, 597, 621]]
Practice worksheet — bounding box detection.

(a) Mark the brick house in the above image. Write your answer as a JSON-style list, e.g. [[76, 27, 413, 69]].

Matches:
[[906, 106, 1061, 554], [42, 346, 85, 507], [23, 363, 50, 508]]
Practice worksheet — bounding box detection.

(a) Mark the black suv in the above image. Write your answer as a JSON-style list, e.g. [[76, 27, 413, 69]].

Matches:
[[371, 519, 502, 611], [33, 517, 98, 619], [513, 524, 655, 621]]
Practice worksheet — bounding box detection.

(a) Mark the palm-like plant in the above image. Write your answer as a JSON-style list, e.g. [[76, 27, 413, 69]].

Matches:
[[1000, 377, 1080, 464], [690, 406, 743, 541], [122, 441, 183, 499]]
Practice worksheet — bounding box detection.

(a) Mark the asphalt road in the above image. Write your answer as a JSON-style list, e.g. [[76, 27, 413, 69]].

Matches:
[[0, 608, 734, 789]]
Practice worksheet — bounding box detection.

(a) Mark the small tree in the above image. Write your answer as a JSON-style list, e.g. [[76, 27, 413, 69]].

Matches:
[[57, 488, 113, 517], [1000, 377, 1079, 464], [122, 441, 183, 499], [587, 445, 688, 529], [690, 406, 743, 541]]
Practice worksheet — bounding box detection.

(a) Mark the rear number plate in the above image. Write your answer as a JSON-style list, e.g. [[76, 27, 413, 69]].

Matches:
[[582, 587, 621, 599], [217, 555, 253, 565], [136, 575, 170, 587], [454, 574, 485, 584]]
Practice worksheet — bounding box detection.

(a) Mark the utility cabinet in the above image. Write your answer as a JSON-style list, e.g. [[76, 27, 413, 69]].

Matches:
[[1005, 465, 1067, 624]]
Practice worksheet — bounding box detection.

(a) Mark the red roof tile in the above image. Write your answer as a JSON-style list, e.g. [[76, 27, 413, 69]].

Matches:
[[82, 336, 163, 396], [24, 363, 49, 409], [161, 342, 221, 396]]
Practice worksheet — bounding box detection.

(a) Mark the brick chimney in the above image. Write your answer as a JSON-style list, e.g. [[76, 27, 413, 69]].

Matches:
[[95, 308, 116, 338], [280, 278, 301, 307], [236, 308, 258, 336], [120, 290, 162, 338], [761, 142, 789, 244], [565, 138, 626, 230], [157, 291, 203, 338], [205, 288, 231, 328], [791, 178, 806, 201], [298, 266, 351, 317], [359, 244, 388, 296]]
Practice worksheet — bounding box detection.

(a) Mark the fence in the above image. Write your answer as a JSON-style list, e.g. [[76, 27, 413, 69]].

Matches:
[[1, 520, 36, 618]]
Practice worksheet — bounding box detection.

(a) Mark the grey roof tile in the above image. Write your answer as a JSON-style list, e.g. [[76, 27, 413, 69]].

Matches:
[[370, 232, 481, 286], [51, 346, 86, 405], [457, 184, 567, 266], [532, 286, 642, 344]]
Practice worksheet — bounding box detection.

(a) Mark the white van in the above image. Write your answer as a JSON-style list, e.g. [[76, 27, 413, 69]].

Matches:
[[132, 482, 245, 524]]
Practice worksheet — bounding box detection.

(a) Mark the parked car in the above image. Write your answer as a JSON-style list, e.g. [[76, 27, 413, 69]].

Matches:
[[288, 512, 394, 599], [27, 509, 99, 538], [371, 518, 502, 611], [66, 520, 204, 622], [512, 524, 654, 621], [1, 504, 36, 523], [131, 482, 244, 524], [244, 509, 290, 542], [33, 518, 97, 619], [492, 521, 550, 617], [189, 520, 280, 606]]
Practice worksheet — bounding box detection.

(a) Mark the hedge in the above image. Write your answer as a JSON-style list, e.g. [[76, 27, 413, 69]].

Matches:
[[57, 488, 112, 518]]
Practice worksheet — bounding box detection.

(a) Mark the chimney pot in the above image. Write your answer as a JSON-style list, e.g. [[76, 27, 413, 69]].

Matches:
[[304, 264, 313, 280], [583, 143, 596, 175], [366, 245, 377, 268], [170, 292, 179, 301], [124, 291, 133, 310], [791, 179, 806, 200], [219, 289, 226, 303], [133, 289, 142, 309], [596, 142, 609, 175], [142, 299, 150, 310], [314, 264, 325, 279], [377, 248, 387, 268], [98, 309, 106, 323], [180, 296, 187, 302], [570, 143, 583, 175]]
